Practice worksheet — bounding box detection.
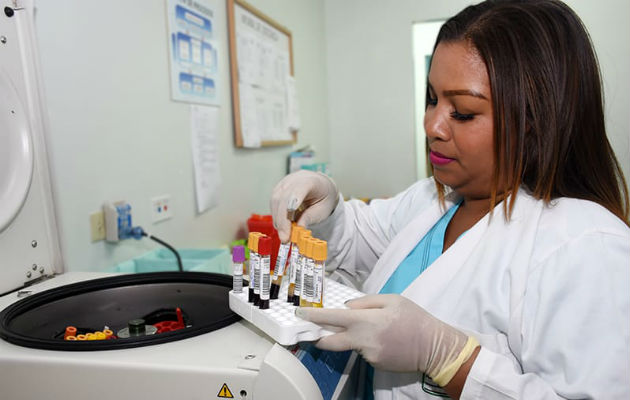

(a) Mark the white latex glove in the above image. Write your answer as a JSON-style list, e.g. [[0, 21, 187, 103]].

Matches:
[[270, 170, 340, 242], [296, 294, 479, 386]]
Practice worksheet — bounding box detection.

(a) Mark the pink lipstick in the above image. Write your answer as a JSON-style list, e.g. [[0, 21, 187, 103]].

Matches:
[[429, 151, 455, 165]]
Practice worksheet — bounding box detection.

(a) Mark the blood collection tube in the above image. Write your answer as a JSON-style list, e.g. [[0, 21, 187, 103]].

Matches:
[[258, 236, 272, 309], [270, 223, 295, 300], [76, 334, 87, 341], [300, 238, 316, 307], [103, 329, 114, 339], [253, 233, 264, 306], [312, 240, 327, 308], [247, 233, 255, 302], [247, 233, 260, 303], [232, 245, 245, 294], [293, 229, 312, 306], [254, 232, 266, 306], [286, 226, 302, 303], [66, 336, 77, 341]]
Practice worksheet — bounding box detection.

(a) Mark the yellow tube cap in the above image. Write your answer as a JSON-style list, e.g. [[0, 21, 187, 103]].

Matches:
[[298, 230, 312, 253], [252, 233, 265, 252], [305, 238, 316, 258], [312, 240, 327, 261], [290, 225, 303, 244]]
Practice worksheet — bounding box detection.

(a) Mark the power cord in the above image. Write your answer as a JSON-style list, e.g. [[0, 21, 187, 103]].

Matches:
[[129, 227, 184, 272]]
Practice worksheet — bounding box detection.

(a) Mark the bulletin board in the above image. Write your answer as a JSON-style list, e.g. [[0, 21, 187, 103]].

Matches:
[[227, 0, 297, 148]]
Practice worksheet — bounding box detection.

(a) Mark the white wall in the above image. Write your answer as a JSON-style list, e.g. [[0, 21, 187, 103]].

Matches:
[[33, 0, 629, 272], [34, 0, 329, 272], [324, 0, 630, 199]]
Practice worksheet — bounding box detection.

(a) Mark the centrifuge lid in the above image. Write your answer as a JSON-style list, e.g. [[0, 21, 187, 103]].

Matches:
[[0, 68, 33, 234], [0, 272, 241, 351]]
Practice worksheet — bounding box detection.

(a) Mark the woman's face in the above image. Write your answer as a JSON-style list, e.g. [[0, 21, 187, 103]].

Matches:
[[424, 40, 495, 199]]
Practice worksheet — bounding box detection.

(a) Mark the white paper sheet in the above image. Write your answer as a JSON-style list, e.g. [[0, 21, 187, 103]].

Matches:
[[239, 83, 262, 148], [236, 31, 259, 86], [268, 90, 290, 141], [286, 75, 301, 131], [190, 105, 221, 213]]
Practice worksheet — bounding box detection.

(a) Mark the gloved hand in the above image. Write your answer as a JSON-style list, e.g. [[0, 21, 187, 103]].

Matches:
[[270, 170, 340, 242], [296, 294, 480, 386]]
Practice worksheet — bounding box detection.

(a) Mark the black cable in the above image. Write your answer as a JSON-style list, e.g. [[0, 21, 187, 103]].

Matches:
[[141, 231, 183, 272]]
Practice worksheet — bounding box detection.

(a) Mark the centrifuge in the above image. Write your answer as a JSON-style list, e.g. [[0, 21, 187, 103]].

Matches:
[[0, 2, 357, 399]]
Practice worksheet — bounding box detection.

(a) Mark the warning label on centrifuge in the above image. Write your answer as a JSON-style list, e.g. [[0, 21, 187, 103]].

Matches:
[[217, 383, 234, 398]]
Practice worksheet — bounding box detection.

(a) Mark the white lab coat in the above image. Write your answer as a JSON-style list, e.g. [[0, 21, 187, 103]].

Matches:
[[309, 177, 630, 399]]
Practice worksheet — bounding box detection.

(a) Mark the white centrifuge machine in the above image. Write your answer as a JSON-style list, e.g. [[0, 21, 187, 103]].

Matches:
[[0, 2, 358, 399]]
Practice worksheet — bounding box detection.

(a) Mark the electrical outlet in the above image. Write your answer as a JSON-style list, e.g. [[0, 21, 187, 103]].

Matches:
[[89, 211, 106, 242], [103, 201, 134, 242], [151, 195, 172, 223]]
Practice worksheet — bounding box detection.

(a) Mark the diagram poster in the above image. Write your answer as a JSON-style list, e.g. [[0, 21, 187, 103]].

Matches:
[[167, 0, 220, 106], [232, 2, 292, 146]]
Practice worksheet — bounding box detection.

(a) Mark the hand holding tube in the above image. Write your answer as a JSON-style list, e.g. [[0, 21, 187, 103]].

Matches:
[[270, 170, 339, 242], [295, 294, 479, 386]]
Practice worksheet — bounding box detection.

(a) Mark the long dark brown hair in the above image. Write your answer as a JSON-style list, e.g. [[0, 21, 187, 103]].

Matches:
[[430, 0, 629, 225]]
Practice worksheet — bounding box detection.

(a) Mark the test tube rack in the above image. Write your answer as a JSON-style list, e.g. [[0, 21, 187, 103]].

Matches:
[[229, 278, 364, 345]]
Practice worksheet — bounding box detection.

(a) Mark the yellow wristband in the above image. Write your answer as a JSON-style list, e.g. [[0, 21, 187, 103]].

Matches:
[[432, 336, 480, 387]]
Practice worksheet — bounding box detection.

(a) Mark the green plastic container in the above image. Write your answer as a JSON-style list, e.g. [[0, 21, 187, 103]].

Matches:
[[108, 248, 231, 275]]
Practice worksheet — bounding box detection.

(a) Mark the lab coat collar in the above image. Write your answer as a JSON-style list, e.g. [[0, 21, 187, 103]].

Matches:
[[362, 188, 535, 295]]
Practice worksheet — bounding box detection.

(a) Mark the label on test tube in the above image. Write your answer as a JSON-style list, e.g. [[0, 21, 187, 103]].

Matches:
[[294, 230, 311, 306], [233, 261, 243, 293], [294, 250, 303, 298], [233, 245, 245, 294], [248, 256, 255, 302], [287, 242, 300, 303], [250, 252, 258, 298], [252, 251, 260, 301], [260, 256, 270, 299], [312, 240, 327, 307], [295, 250, 308, 307], [286, 226, 302, 302], [313, 261, 324, 305], [247, 233, 257, 303], [258, 236, 272, 309], [272, 243, 291, 282], [289, 244, 300, 285], [304, 256, 315, 303], [301, 237, 315, 306]]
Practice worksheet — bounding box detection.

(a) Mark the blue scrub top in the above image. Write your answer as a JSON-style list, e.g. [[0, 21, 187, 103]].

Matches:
[[380, 202, 461, 294], [366, 202, 461, 399]]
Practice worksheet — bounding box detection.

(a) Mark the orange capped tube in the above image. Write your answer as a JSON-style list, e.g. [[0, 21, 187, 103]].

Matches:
[[300, 238, 317, 307], [293, 229, 312, 306], [258, 236, 272, 310], [247, 232, 257, 303], [286, 226, 303, 303], [252, 233, 264, 306], [312, 240, 327, 307]]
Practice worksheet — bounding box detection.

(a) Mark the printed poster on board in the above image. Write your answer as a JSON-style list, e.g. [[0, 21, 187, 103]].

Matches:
[[167, 0, 220, 106]]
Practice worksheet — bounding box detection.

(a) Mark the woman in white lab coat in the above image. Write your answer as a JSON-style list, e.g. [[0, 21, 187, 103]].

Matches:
[[271, 0, 630, 399]]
